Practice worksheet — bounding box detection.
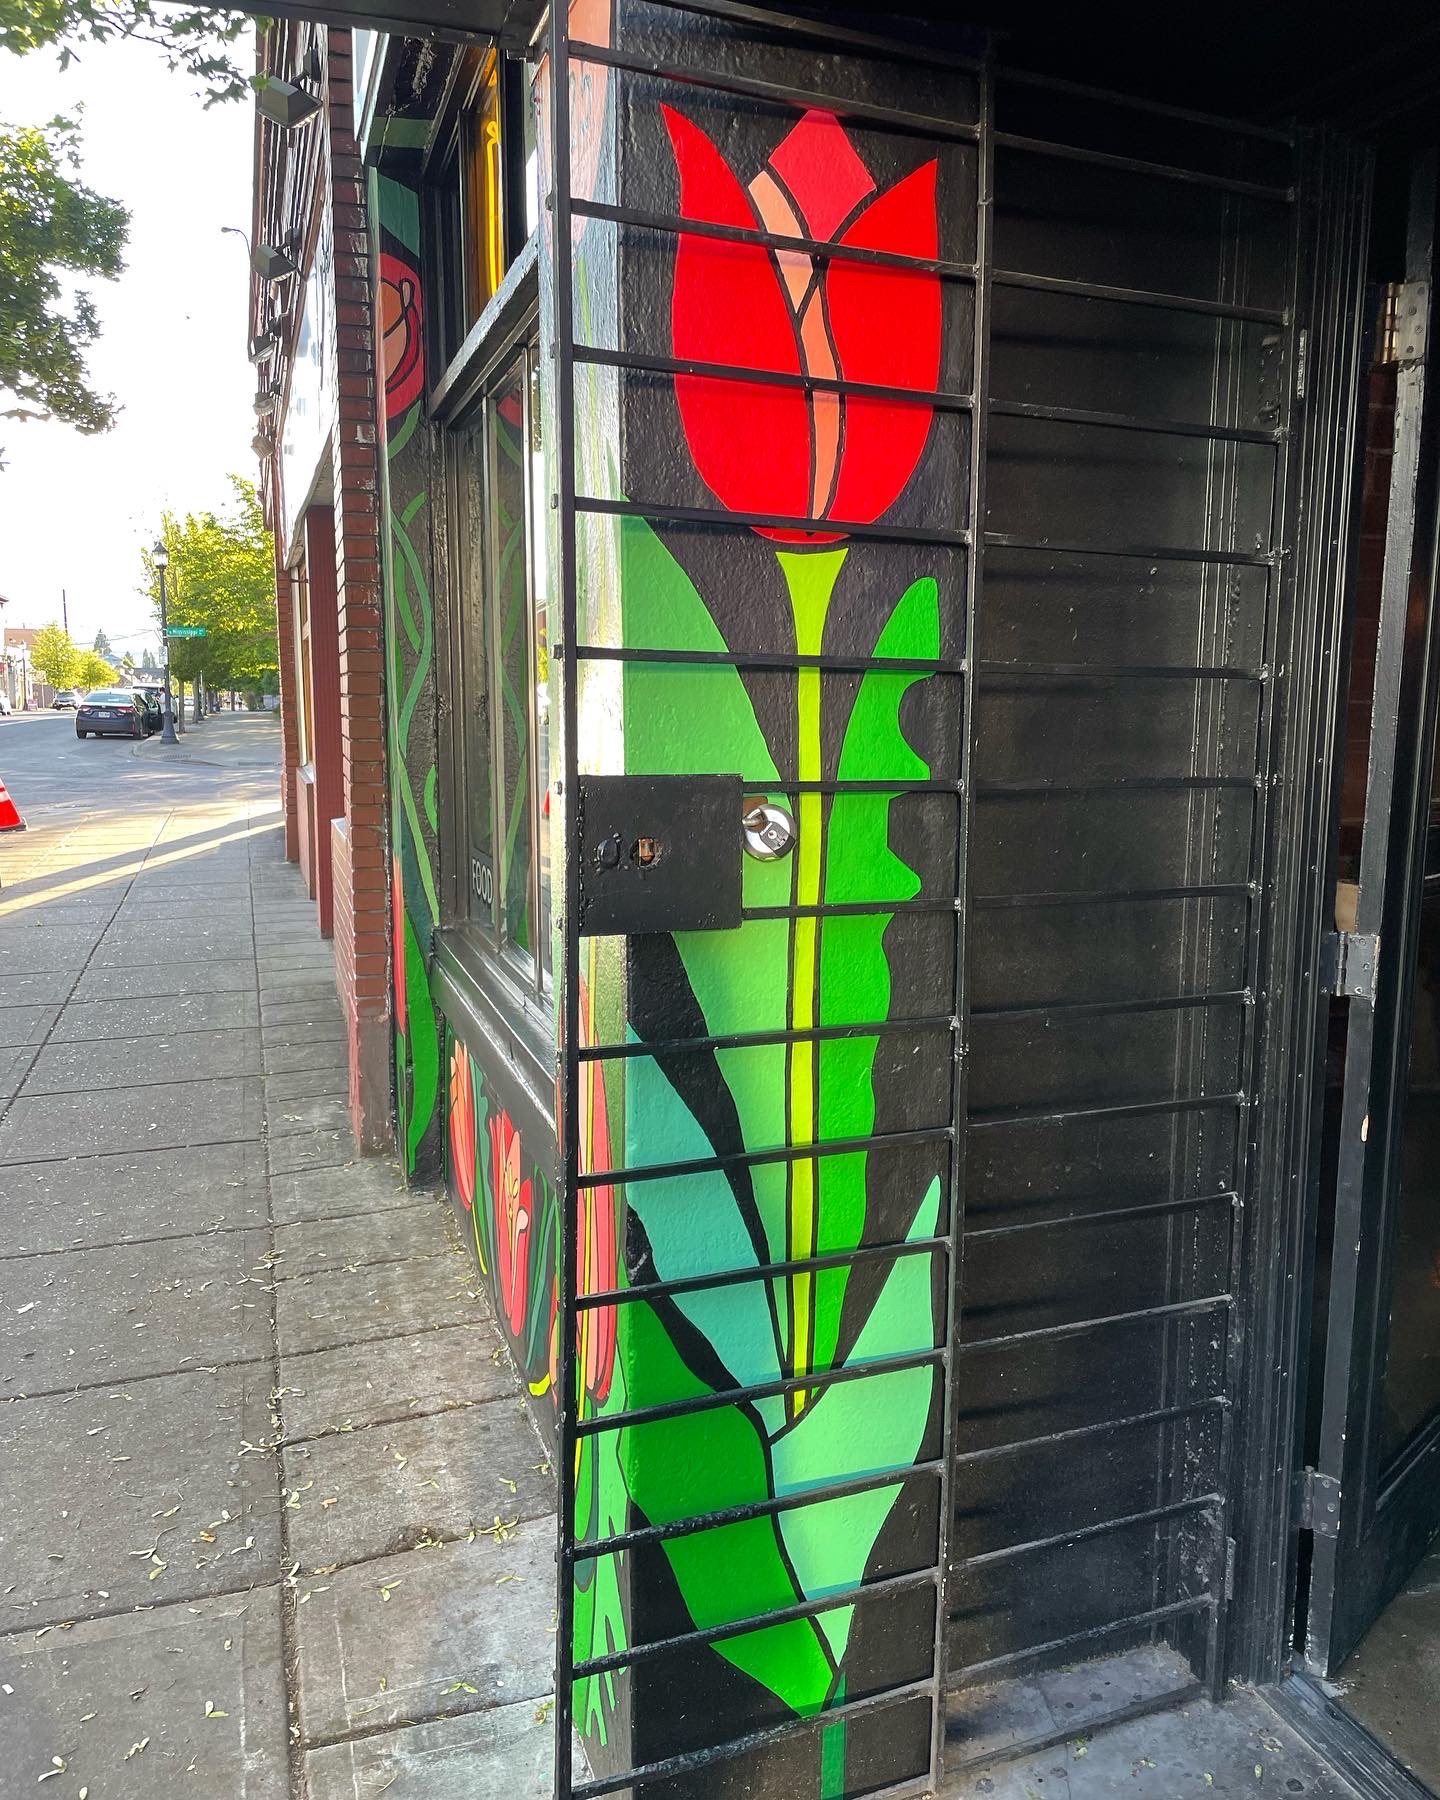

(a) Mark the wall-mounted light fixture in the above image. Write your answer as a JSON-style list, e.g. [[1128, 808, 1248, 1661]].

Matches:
[[255, 75, 321, 130], [249, 324, 282, 363], [252, 429, 276, 460], [251, 242, 299, 282], [253, 389, 279, 420]]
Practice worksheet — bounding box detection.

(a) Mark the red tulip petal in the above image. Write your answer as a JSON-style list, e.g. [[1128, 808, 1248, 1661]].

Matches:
[[826, 161, 942, 526], [767, 109, 876, 242], [660, 104, 811, 524]]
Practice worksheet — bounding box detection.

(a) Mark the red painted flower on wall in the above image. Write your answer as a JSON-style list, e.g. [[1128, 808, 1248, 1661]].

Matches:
[[449, 1041, 475, 1210], [392, 856, 407, 1037], [379, 252, 424, 422], [660, 105, 940, 543], [489, 1110, 533, 1338]]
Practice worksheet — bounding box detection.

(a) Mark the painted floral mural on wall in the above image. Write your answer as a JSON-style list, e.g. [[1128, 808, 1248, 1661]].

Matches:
[[588, 89, 953, 1793], [377, 181, 443, 1180]]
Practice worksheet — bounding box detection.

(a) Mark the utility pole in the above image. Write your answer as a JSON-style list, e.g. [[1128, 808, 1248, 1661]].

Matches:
[[61, 589, 68, 636]]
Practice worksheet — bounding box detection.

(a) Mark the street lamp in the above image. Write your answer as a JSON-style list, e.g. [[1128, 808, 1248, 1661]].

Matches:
[[154, 542, 178, 745]]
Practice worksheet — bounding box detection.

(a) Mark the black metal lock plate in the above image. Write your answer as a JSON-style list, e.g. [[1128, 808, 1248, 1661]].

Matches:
[[576, 774, 742, 937]]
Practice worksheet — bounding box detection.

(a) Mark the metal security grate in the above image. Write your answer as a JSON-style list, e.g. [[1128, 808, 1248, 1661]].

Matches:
[[546, 5, 1369, 1795]]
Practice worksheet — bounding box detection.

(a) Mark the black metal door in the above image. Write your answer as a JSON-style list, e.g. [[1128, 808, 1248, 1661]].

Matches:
[[1304, 158, 1440, 1677]]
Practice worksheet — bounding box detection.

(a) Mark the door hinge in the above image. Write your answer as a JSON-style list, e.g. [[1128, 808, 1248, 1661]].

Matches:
[[1295, 327, 1309, 401], [1224, 1536, 1237, 1600], [1296, 1466, 1342, 1537], [1320, 929, 1378, 1001], [1379, 280, 1430, 366]]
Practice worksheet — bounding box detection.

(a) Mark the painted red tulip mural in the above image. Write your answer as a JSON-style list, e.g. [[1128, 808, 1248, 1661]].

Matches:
[[660, 104, 940, 542], [591, 99, 950, 1777], [660, 103, 943, 1424], [448, 1039, 476, 1212], [488, 1110, 533, 1339]]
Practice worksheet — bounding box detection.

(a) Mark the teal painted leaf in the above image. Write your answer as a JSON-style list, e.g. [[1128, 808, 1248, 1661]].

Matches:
[[770, 1178, 941, 1663]]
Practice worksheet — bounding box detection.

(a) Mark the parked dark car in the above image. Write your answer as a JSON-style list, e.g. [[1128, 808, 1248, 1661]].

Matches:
[[75, 689, 147, 740], [132, 690, 162, 734]]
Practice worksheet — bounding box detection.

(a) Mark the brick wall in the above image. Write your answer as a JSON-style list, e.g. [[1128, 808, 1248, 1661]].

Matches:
[[324, 25, 392, 1153]]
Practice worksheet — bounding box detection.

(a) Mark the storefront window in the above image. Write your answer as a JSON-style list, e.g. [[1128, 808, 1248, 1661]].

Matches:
[[430, 49, 532, 373], [445, 335, 549, 1000]]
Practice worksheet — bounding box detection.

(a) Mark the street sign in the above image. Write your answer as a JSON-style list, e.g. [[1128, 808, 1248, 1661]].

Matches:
[[165, 627, 208, 638]]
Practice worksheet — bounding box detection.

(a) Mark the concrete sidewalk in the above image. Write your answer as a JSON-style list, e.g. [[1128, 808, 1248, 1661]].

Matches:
[[0, 759, 555, 1797], [130, 708, 286, 770]]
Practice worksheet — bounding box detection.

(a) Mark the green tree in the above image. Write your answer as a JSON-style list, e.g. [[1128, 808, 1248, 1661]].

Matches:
[[0, 0, 252, 104], [29, 619, 76, 689], [0, 114, 126, 442], [72, 648, 112, 690], [92, 627, 110, 656], [143, 477, 278, 694]]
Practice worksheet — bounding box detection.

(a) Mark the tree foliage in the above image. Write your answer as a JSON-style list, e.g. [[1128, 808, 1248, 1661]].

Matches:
[[92, 627, 110, 655], [0, 0, 253, 104], [0, 114, 126, 440], [28, 620, 77, 688], [143, 477, 278, 693], [72, 646, 113, 690]]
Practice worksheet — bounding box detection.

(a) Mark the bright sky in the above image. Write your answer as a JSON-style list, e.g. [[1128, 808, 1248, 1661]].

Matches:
[[0, 32, 256, 662]]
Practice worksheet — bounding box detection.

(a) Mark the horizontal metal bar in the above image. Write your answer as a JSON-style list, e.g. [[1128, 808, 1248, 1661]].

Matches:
[[972, 881, 1254, 909], [952, 1395, 1229, 1463], [575, 1012, 956, 1062], [977, 659, 1263, 682], [960, 1292, 1231, 1353], [994, 128, 1294, 202], [965, 1189, 1240, 1242], [966, 1090, 1246, 1132], [988, 395, 1282, 446], [574, 494, 971, 548], [984, 530, 1277, 569], [575, 1566, 938, 1678], [666, 0, 985, 74], [998, 62, 1296, 145], [575, 1233, 949, 1312], [571, 1459, 947, 1564], [574, 1346, 943, 1438], [957, 1389, 1224, 1461], [948, 1594, 1215, 1685], [569, 39, 982, 145], [736, 778, 962, 795], [570, 196, 981, 283], [971, 987, 1251, 1022], [571, 642, 966, 675], [575, 344, 975, 413], [953, 1493, 1224, 1572], [576, 1121, 952, 1189], [742, 896, 955, 921], [974, 774, 1259, 796], [991, 265, 1286, 327], [570, 1677, 938, 1799]]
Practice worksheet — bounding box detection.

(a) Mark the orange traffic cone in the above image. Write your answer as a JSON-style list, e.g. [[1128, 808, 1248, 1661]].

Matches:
[[0, 776, 26, 831]]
